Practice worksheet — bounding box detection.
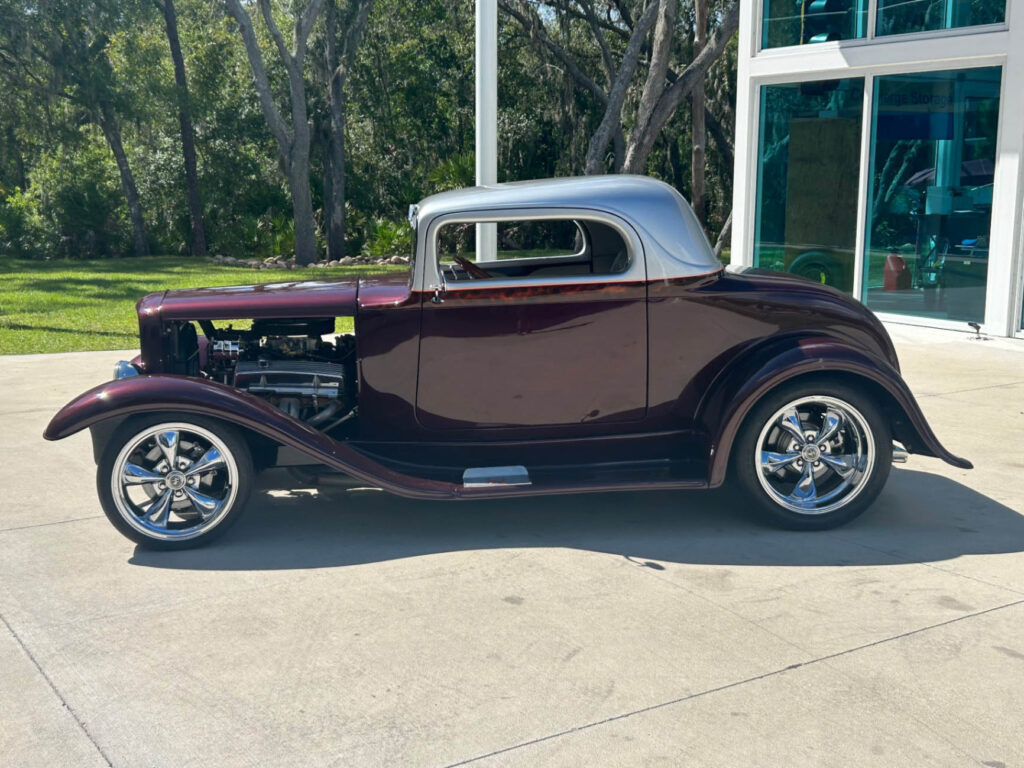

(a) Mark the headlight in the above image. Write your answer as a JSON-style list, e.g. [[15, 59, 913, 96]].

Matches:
[[113, 360, 140, 380]]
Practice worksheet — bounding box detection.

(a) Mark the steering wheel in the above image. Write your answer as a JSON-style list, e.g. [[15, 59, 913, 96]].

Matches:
[[452, 254, 492, 280]]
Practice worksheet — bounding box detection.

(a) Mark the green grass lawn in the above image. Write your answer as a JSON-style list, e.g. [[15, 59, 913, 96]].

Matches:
[[0, 256, 406, 355]]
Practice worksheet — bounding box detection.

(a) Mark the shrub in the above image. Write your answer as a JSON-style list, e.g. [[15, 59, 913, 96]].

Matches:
[[0, 138, 130, 259], [362, 217, 413, 258], [0, 186, 56, 259]]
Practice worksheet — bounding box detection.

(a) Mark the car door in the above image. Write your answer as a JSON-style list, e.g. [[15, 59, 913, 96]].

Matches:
[[415, 212, 648, 431]]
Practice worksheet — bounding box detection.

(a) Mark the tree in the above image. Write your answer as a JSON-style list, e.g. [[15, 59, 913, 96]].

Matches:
[[621, 0, 739, 173], [691, 0, 707, 224], [0, 0, 151, 256], [224, 0, 324, 265], [157, 0, 206, 255], [97, 101, 150, 257], [323, 0, 374, 261], [498, 0, 634, 173], [502, 0, 740, 187], [582, 0, 660, 174], [0, 0, 742, 261]]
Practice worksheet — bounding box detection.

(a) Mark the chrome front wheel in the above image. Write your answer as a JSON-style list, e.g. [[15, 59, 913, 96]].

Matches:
[[99, 417, 253, 548]]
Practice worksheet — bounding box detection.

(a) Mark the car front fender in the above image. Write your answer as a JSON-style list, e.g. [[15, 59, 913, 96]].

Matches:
[[43, 376, 456, 500], [699, 336, 972, 487]]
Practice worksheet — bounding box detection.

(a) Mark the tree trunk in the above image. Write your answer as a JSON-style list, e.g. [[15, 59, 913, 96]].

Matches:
[[705, 106, 734, 167], [622, 0, 739, 173], [98, 107, 149, 257], [289, 112, 318, 265], [324, 0, 373, 261], [691, 0, 708, 224], [325, 0, 346, 262], [4, 125, 27, 189], [224, 0, 323, 265], [326, 90, 347, 261], [321, 122, 334, 249], [161, 0, 206, 255], [669, 134, 683, 191], [583, 0, 660, 174], [633, 0, 678, 158], [713, 210, 732, 259]]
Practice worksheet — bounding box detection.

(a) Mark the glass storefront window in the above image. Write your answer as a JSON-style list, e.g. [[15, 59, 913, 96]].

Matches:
[[753, 79, 865, 293], [876, 0, 1005, 37], [762, 0, 868, 49], [862, 67, 1001, 323]]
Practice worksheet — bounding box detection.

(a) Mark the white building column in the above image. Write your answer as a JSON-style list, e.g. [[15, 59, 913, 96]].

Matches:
[[728, 0, 758, 268], [991, 9, 1024, 336], [475, 0, 498, 262]]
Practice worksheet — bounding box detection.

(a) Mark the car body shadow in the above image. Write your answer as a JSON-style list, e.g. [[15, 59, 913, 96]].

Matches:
[[129, 467, 1024, 571]]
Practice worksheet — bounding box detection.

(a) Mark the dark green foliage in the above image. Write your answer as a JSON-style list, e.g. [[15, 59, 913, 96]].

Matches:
[[0, 0, 738, 260], [362, 217, 413, 257], [1, 139, 130, 259]]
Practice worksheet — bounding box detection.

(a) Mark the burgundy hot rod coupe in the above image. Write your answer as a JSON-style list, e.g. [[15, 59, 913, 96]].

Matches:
[[45, 176, 970, 549]]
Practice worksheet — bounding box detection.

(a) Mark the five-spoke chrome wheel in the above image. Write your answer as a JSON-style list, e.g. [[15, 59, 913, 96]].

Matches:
[[103, 419, 250, 546], [735, 381, 891, 530], [755, 396, 875, 515]]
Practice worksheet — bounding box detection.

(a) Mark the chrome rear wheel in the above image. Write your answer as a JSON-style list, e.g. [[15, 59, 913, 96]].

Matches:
[[755, 396, 874, 515], [734, 381, 891, 530]]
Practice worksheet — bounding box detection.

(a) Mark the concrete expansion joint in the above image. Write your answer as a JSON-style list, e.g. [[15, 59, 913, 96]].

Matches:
[[0, 610, 115, 767], [0, 515, 104, 536], [441, 597, 1024, 768]]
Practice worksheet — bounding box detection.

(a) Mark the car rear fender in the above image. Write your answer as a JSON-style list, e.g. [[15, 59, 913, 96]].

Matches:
[[43, 376, 456, 499], [699, 335, 972, 487]]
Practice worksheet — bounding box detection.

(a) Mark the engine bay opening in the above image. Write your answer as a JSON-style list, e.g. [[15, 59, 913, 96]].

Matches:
[[171, 318, 359, 436]]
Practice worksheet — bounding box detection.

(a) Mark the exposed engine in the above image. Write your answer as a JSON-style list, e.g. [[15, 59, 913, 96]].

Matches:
[[197, 318, 357, 433]]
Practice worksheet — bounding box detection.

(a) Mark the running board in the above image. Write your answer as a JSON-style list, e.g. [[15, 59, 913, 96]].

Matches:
[[463, 465, 532, 488], [279, 446, 707, 500]]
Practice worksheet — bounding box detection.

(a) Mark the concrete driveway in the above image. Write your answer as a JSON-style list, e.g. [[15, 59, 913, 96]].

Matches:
[[1, 324, 1022, 767]]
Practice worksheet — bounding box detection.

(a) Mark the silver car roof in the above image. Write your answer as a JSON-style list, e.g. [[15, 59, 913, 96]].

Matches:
[[414, 175, 721, 280]]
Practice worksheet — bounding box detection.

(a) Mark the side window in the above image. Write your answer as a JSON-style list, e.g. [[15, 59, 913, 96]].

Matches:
[[436, 218, 630, 281]]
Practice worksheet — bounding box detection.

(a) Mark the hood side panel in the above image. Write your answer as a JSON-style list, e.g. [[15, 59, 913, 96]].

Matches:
[[153, 278, 359, 321]]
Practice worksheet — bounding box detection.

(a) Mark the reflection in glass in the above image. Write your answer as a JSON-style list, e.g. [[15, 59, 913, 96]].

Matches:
[[762, 0, 868, 49], [877, 0, 1005, 37], [862, 67, 1001, 323], [753, 79, 865, 293]]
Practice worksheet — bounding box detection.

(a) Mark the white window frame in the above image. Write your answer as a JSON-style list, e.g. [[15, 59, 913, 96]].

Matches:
[[755, 0, 1010, 55], [417, 208, 645, 295], [733, 2, 1024, 338]]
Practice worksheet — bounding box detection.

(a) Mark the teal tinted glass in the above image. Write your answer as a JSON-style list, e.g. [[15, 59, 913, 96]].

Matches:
[[877, 0, 1005, 37], [762, 0, 868, 48], [862, 67, 1001, 324], [753, 79, 864, 293]]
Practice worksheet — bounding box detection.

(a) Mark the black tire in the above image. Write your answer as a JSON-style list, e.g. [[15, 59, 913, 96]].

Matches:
[[97, 413, 254, 550], [732, 379, 892, 531]]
